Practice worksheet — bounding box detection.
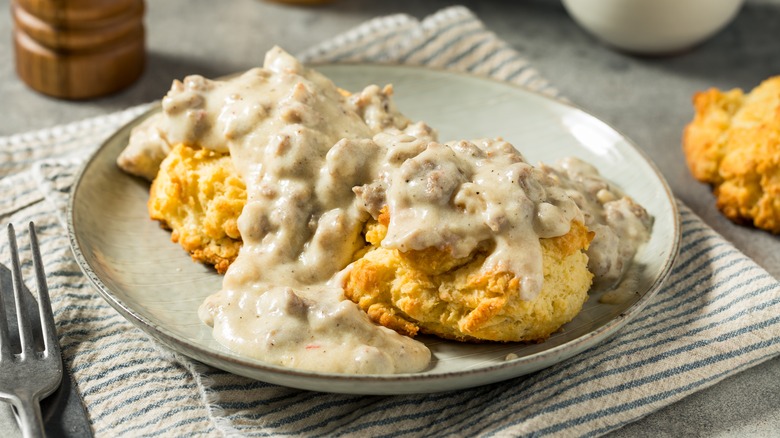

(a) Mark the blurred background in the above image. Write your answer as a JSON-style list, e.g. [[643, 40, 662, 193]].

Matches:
[[1, 0, 779, 436], [3, 0, 779, 135]]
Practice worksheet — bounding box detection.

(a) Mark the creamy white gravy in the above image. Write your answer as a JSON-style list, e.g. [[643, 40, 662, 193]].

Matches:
[[118, 47, 652, 374], [539, 158, 653, 286], [362, 135, 585, 300]]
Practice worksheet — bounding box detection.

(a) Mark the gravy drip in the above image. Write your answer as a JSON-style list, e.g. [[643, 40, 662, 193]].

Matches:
[[540, 157, 653, 286], [123, 47, 652, 374], [183, 47, 433, 374], [359, 135, 585, 300]]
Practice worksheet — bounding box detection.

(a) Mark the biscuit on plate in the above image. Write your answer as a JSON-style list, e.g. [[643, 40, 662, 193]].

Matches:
[[343, 209, 595, 343], [148, 143, 246, 273], [683, 76, 780, 233]]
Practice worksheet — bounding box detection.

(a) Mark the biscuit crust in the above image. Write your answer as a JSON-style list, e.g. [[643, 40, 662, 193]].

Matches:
[[343, 210, 595, 343], [683, 77, 780, 233], [146, 146, 597, 343], [148, 143, 246, 273]]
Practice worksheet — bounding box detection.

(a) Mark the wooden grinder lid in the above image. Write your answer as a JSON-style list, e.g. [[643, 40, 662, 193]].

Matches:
[[13, 0, 146, 100]]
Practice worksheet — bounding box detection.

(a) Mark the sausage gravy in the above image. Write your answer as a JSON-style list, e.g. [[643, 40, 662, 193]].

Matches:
[[118, 47, 652, 374]]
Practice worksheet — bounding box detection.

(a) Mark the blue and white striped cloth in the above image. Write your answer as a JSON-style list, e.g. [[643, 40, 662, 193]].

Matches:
[[1, 6, 779, 437]]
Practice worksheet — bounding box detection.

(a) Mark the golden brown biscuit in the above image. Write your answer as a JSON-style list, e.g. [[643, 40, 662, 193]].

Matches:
[[148, 143, 246, 273], [683, 76, 780, 233], [343, 209, 594, 343]]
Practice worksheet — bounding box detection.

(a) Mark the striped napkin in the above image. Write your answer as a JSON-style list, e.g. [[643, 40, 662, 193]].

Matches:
[[2, 6, 779, 437]]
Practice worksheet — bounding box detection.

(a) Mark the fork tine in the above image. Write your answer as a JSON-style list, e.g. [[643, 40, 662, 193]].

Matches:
[[28, 222, 58, 356], [0, 228, 10, 357], [8, 223, 35, 355]]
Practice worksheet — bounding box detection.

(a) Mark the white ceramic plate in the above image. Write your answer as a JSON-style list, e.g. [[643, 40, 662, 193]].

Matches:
[[68, 65, 680, 395]]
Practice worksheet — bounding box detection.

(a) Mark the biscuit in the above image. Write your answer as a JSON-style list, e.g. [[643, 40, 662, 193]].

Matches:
[[683, 76, 780, 233], [148, 143, 246, 273], [343, 209, 594, 343]]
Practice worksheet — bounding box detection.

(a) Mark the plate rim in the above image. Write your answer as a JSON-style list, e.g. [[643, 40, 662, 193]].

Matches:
[[66, 63, 681, 394]]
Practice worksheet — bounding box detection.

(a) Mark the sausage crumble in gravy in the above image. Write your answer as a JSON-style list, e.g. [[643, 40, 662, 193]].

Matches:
[[117, 47, 652, 374]]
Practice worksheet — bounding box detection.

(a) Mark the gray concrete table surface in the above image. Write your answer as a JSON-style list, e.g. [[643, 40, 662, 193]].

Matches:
[[1, 0, 779, 436]]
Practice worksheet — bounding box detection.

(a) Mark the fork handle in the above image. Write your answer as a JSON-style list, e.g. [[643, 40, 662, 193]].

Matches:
[[13, 393, 45, 438]]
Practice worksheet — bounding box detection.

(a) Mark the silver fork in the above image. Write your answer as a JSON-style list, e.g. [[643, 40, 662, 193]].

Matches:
[[0, 223, 63, 438]]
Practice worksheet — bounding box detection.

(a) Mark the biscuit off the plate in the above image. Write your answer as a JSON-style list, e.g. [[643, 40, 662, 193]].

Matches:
[[683, 76, 780, 234]]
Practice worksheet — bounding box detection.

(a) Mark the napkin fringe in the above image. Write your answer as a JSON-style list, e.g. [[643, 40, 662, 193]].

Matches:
[[159, 346, 244, 437]]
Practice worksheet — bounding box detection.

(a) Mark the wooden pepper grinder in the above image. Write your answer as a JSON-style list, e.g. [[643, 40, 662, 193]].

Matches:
[[12, 0, 145, 100]]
